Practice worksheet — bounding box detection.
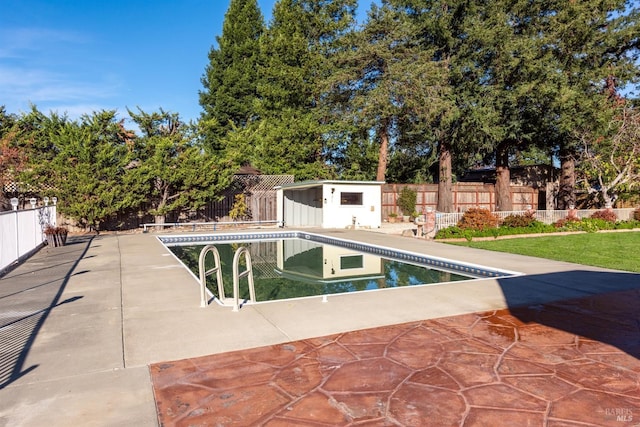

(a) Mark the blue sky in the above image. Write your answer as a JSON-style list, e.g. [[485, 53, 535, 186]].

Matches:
[[0, 1, 373, 125]]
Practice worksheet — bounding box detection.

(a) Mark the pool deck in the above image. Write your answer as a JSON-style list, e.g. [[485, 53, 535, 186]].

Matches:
[[0, 227, 639, 426]]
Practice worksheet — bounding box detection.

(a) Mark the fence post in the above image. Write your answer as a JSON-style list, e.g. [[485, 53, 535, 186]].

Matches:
[[15, 210, 20, 259]]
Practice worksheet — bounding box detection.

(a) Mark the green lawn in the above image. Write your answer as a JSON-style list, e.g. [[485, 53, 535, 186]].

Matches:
[[448, 231, 640, 273]]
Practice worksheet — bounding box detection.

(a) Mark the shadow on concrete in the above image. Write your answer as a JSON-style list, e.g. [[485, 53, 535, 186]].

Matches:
[[498, 270, 640, 358], [0, 236, 94, 389]]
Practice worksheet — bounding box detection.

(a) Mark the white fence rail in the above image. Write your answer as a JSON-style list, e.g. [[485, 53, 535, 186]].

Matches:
[[435, 208, 636, 231], [0, 206, 57, 274]]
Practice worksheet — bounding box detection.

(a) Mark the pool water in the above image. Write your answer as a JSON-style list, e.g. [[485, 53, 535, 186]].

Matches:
[[169, 238, 471, 303]]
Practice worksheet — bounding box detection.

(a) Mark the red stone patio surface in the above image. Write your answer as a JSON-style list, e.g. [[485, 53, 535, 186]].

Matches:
[[151, 288, 640, 426]]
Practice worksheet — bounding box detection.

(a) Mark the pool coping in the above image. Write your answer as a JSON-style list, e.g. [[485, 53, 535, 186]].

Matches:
[[158, 230, 522, 279]]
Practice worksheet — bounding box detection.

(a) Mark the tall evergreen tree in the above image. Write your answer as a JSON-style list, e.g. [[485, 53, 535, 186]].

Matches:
[[13, 106, 68, 202], [127, 108, 236, 225], [199, 0, 264, 153], [50, 111, 133, 231], [545, 0, 639, 209], [324, 2, 449, 183], [16, 110, 132, 230], [460, 0, 553, 210], [245, 0, 356, 180], [385, 0, 494, 211], [456, 0, 640, 210], [392, 0, 638, 211]]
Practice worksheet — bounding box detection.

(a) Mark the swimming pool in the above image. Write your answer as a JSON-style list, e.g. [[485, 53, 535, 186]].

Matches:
[[159, 231, 518, 305]]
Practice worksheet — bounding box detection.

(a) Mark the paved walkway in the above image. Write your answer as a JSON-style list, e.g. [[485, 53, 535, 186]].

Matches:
[[0, 228, 639, 426]]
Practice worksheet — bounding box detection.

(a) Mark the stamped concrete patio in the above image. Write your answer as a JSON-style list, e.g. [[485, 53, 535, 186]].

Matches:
[[0, 228, 639, 426], [152, 296, 640, 426]]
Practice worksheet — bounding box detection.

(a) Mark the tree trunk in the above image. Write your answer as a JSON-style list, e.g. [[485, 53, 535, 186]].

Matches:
[[495, 142, 512, 211], [437, 140, 453, 212], [600, 188, 613, 208], [376, 120, 389, 182], [154, 180, 169, 227], [557, 149, 575, 209]]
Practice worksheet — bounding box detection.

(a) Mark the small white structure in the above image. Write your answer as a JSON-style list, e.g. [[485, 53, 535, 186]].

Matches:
[[276, 238, 383, 282], [275, 180, 384, 228]]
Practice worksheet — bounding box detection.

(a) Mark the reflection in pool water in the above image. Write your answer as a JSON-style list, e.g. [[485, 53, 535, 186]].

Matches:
[[169, 238, 471, 303]]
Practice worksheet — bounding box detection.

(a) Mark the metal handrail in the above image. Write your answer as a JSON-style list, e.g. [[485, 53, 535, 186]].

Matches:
[[198, 245, 224, 307], [232, 247, 256, 312]]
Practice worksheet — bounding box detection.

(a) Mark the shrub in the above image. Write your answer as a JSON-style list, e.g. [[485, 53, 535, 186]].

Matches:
[[553, 217, 581, 229], [554, 217, 615, 233], [634, 207, 640, 221], [397, 187, 417, 217], [616, 219, 640, 229], [581, 218, 615, 232], [502, 211, 537, 228], [435, 226, 464, 239], [229, 193, 250, 220], [590, 209, 617, 222], [457, 208, 500, 230]]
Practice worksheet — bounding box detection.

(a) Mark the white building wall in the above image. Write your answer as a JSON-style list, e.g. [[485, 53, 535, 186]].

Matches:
[[321, 183, 381, 229], [276, 181, 382, 229], [276, 190, 284, 227], [320, 244, 383, 278]]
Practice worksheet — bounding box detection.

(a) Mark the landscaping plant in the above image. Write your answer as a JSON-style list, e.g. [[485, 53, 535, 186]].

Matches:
[[457, 208, 500, 230], [397, 187, 417, 218]]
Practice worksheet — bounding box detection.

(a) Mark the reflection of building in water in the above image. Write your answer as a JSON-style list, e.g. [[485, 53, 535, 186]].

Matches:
[[276, 239, 383, 282]]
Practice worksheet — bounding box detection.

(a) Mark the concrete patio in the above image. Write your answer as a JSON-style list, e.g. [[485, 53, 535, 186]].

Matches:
[[0, 228, 638, 426]]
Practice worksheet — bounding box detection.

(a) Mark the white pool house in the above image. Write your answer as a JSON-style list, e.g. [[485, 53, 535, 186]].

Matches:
[[275, 180, 384, 229]]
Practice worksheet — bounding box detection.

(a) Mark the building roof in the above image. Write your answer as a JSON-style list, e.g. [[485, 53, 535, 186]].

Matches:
[[275, 180, 385, 190], [236, 164, 262, 175]]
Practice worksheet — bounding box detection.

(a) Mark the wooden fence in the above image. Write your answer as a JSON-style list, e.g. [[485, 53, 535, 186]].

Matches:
[[205, 174, 294, 222], [382, 183, 538, 219], [62, 179, 542, 231]]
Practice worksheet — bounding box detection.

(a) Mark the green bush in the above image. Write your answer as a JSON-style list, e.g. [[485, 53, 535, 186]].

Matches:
[[457, 208, 500, 230], [397, 187, 417, 217], [553, 217, 581, 228], [435, 226, 464, 239], [615, 220, 640, 229], [554, 217, 616, 233], [435, 212, 640, 240], [580, 218, 612, 232]]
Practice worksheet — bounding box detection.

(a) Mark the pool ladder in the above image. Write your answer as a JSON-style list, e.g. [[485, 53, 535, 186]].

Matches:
[[198, 245, 255, 311]]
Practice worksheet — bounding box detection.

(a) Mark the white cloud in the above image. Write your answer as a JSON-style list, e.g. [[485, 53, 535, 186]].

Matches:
[[0, 26, 123, 118], [0, 64, 121, 111], [0, 27, 87, 59]]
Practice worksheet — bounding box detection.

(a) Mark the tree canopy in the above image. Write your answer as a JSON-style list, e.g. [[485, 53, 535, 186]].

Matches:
[[2, 0, 639, 226], [199, 0, 265, 153]]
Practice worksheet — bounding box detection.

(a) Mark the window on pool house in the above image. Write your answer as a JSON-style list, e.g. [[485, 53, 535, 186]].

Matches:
[[340, 192, 363, 205], [340, 255, 364, 270]]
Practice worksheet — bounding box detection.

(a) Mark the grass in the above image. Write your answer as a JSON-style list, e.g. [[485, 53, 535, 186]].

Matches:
[[448, 231, 640, 273]]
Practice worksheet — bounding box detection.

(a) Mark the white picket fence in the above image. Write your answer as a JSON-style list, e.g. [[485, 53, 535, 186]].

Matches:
[[434, 208, 636, 231], [0, 206, 57, 274]]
